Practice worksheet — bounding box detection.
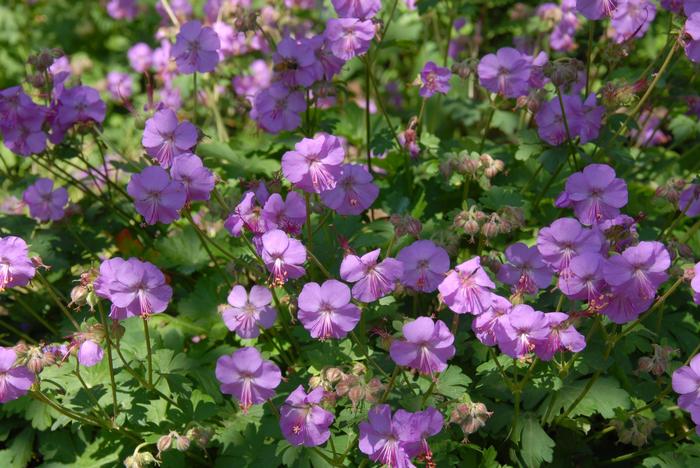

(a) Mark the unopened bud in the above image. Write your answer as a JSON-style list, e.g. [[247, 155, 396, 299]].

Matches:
[[70, 285, 89, 308], [324, 367, 343, 383], [157, 434, 173, 453], [352, 363, 367, 375], [175, 435, 190, 452]]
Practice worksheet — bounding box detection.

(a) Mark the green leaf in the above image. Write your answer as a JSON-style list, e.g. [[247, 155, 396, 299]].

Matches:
[[519, 415, 555, 468], [436, 365, 472, 399], [154, 226, 211, 274], [479, 186, 526, 210], [0, 428, 33, 468], [515, 130, 544, 162], [541, 377, 630, 423], [198, 141, 280, 178]]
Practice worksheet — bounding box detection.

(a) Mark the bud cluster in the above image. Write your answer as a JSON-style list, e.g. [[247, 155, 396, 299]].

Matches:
[[612, 416, 656, 447], [453, 205, 525, 242], [450, 401, 493, 441], [309, 365, 384, 409]]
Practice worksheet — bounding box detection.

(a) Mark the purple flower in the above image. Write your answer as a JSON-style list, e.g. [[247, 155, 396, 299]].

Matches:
[[95, 257, 173, 318], [611, 0, 656, 44], [438, 256, 495, 315], [692, 262, 700, 305], [78, 340, 104, 367], [686, 13, 700, 63], [224, 191, 265, 237], [262, 192, 306, 235], [358, 404, 420, 468], [399, 407, 444, 459], [252, 83, 306, 134], [340, 249, 403, 303], [672, 354, 700, 417], [23, 178, 68, 222], [280, 385, 335, 447], [222, 285, 277, 339], [215, 347, 282, 412], [332, 0, 381, 19], [679, 184, 700, 217], [599, 292, 653, 323], [497, 304, 550, 358], [472, 294, 513, 346], [477, 47, 532, 98], [419, 61, 451, 98], [272, 36, 324, 87], [307, 34, 346, 80], [0, 236, 35, 291], [631, 109, 670, 147], [0, 347, 34, 403], [172, 20, 220, 74], [170, 153, 215, 202], [536, 218, 604, 273], [298, 280, 360, 340], [142, 109, 198, 169], [558, 253, 607, 301], [282, 133, 345, 193], [2, 109, 47, 157], [324, 18, 375, 61], [562, 164, 628, 225], [320, 164, 378, 215], [396, 240, 450, 293], [107, 0, 138, 20], [535, 94, 603, 146], [261, 229, 307, 285], [106, 71, 133, 100], [127, 166, 187, 225], [534, 312, 586, 361], [576, 0, 618, 20], [604, 241, 670, 300], [233, 60, 272, 103], [128, 43, 153, 73], [55, 85, 106, 128], [497, 242, 553, 295], [390, 317, 455, 374]]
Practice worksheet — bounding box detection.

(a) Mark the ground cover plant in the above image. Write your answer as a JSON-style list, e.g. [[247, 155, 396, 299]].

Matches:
[[1, 0, 700, 466]]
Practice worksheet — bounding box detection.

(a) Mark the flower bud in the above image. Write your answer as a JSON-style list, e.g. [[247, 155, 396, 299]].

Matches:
[[157, 434, 173, 453], [187, 426, 212, 447], [544, 58, 583, 89], [451, 60, 472, 80], [324, 367, 343, 383], [309, 375, 324, 389], [352, 363, 367, 375], [450, 402, 493, 439], [175, 435, 190, 452], [481, 219, 500, 239], [85, 290, 99, 311], [70, 285, 89, 308]]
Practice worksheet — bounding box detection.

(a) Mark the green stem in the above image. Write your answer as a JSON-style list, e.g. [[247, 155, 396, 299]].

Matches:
[[0, 320, 37, 343], [97, 302, 119, 419], [365, 57, 372, 174], [619, 276, 684, 339], [585, 21, 594, 96], [305, 193, 313, 253], [35, 270, 80, 330], [73, 360, 110, 421], [12, 294, 59, 334], [143, 318, 153, 386], [192, 72, 198, 126], [184, 209, 231, 283]]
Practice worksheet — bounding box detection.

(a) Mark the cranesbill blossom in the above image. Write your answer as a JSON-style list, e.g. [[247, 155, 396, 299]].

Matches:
[[232, 59, 272, 103], [535, 94, 603, 145], [282, 133, 345, 193], [127, 166, 187, 225], [272, 36, 324, 87], [390, 317, 455, 374], [0, 347, 34, 403], [297, 280, 361, 340], [576, 0, 618, 20], [107, 0, 138, 20], [127, 43, 153, 73], [497, 242, 552, 295], [224, 191, 265, 237], [536, 218, 603, 273], [325, 18, 375, 61], [332, 0, 381, 19], [216, 347, 282, 412], [320, 164, 378, 215], [95, 257, 173, 318], [2, 112, 47, 156], [340, 249, 403, 303], [679, 184, 700, 217], [0, 236, 35, 291], [78, 340, 104, 367], [172, 20, 220, 74], [222, 285, 277, 339], [477, 47, 532, 98], [686, 13, 700, 63], [396, 240, 450, 293], [472, 295, 513, 346], [497, 304, 550, 358], [142, 108, 198, 169], [534, 312, 586, 361], [558, 253, 607, 301], [562, 164, 628, 225], [358, 404, 421, 468], [673, 353, 700, 419], [106, 71, 133, 100], [22, 178, 68, 222], [55, 86, 106, 128], [170, 153, 215, 202], [611, 0, 656, 44], [419, 61, 451, 98], [604, 241, 670, 300], [280, 385, 335, 447], [692, 262, 700, 305], [252, 83, 306, 134], [399, 407, 444, 460], [600, 291, 652, 323], [261, 229, 307, 285], [262, 192, 306, 235], [438, 257, 495, 315]]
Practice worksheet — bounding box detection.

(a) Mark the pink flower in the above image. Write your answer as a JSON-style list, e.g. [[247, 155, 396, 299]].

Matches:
[[390, 317, 455, 374], [396, 240, 450, 293], [324, 18, 375, 61], [497, 242, 553, 295], [127, 166, 187, 225], [262, 192, 306, 235], [320, 164, 378, 215], [282, 133, 345, 193], [170, 153, 215, 202], [297, 280, 361, 339], [0, 347, 34, 403], [142, 108, 198, 169], [77, 340, 104, 367], [419, 61, 452, 98], [22, 178, 68, 222], [215, 347, 282, 412], [438, 257, 495, 315], [252, 83, 306, 134], [0, 236, 35, 291], [172, 20, 221, 74], [260, 229, 307, 285], [340, 249, 403, 303], [280, 385, 335, 447], [222, 285, 277, 339]]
